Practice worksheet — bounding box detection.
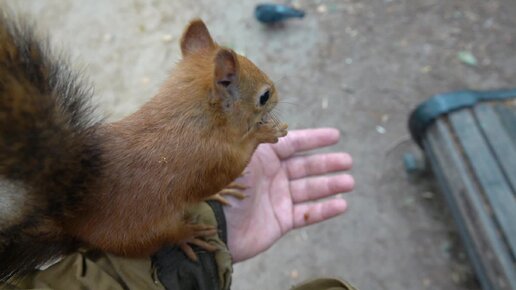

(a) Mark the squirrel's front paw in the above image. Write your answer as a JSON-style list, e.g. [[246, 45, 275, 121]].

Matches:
[[178, 223, 218, 262], [256, 122, 288, 143]]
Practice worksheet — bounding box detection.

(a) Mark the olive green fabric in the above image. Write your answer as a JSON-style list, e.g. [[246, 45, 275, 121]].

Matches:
[[291, 278, 358, 290], [5, 250, 165, 290], [3, 201, 232, 290]]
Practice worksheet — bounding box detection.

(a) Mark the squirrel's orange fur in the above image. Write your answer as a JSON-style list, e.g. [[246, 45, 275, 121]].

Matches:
[[64, 20, 288, 256]]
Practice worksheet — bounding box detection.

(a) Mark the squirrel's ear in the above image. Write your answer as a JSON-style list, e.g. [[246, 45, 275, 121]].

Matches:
[[180, 19, 215, 56], [214, 48, 239, 89]]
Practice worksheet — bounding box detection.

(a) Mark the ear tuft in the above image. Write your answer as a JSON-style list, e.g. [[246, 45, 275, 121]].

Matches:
[[214, 48, 239, 88], [180, 19, 215, 56]]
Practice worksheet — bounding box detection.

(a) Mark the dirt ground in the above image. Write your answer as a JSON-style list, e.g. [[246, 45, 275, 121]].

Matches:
[[5, 0, 516, 289]]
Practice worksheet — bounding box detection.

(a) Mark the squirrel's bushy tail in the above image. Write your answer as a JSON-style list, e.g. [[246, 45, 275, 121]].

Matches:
[[0, 13, 102, 282]]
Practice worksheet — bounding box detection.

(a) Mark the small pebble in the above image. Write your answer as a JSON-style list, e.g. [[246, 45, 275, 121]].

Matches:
[[381, 114, 390, 123], [161, 34, 173, 43], [420, 65, 432, 73], [141, 77, 150, 85], [422, 191, 434, 199], [290, 270, 299, 279], [402, 196, 415, 206], [321, 97, 329, 109], [422, 278, 431, 287], [345, 58, 353, 64], [457, 51, 478, 66], [341, 84, 355, 94], [465, 11, 478, 22], [103, 33, 113, 42], [376, 125, 386, 134], [317, 4, 328, 13]]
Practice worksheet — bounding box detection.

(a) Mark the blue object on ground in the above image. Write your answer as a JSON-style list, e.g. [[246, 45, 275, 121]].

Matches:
[[403, 153, 420, 174], [255, 4, 305, 24]]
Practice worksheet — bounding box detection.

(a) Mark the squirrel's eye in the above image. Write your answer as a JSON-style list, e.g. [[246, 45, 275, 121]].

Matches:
[[259, 90, 270, 106]]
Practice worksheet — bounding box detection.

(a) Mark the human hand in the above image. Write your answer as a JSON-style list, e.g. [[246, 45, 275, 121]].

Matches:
[[223, 128, 354, 262]]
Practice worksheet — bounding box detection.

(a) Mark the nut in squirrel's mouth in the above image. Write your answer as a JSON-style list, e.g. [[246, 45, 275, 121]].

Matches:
[[260, 111, 281, 126]]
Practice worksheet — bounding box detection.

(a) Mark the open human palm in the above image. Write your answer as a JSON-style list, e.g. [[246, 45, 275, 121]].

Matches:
[[224, 128, 354, 262]]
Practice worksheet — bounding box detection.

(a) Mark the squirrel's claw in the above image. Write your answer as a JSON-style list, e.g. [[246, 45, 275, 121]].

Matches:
[[207, 182, 248, 206], [178, 223, 218, 262]]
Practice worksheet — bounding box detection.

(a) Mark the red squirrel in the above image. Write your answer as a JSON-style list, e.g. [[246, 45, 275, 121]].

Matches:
[[66, 19, 288, 257], [0, 15, 287, 281]]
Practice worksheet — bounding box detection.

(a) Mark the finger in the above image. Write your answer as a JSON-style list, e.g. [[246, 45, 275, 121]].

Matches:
[[293, 198, 347, 228], [290, 174, 354, 203], [273, 128, 340, 159], [284, 152, 352, 179]]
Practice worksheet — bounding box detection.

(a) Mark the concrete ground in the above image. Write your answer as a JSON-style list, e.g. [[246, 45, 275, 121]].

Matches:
[[6, 0, 515, 289]]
